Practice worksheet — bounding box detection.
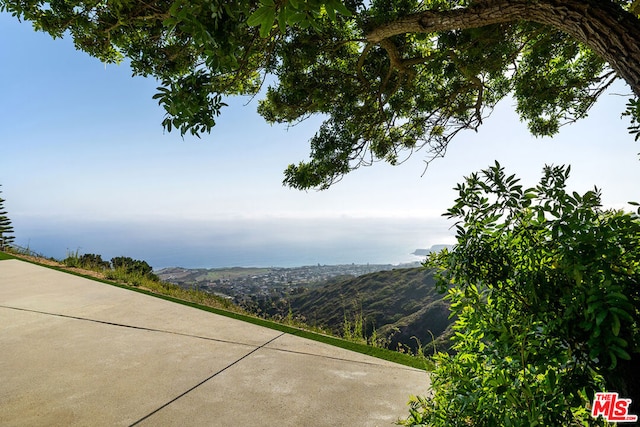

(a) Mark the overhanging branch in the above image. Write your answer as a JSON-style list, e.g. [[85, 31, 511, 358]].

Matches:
[[365, 0, 640, 96]]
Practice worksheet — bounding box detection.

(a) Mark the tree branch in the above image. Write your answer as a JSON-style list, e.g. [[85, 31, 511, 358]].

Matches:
[[366, 0, 640, 96]]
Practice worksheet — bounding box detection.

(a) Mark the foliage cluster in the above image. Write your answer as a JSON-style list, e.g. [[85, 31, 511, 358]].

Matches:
[[111, 255, 156, 278], [342, 299, 366, 344], [63, 251, 159, 283], [2, 0, 639, 189], [401, 162, 640, 426], [62, 251, 237, 310]]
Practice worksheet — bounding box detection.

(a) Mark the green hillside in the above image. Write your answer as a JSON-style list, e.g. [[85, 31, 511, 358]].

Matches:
[[284, 268, 453, 354]]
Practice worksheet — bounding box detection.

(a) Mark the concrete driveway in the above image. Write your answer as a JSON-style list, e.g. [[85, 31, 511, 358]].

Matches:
[[0, 259, 429, 426]]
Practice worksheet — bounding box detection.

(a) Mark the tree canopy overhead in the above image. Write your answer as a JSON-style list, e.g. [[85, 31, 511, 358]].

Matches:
[[2, 0, 640, 189]]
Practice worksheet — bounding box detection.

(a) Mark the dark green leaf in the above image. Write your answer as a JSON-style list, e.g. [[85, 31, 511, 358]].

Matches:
[[247, 5, 274, 27]]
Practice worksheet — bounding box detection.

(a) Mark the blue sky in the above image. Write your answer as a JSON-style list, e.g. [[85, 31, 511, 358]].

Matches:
[[2, 12, 639, 268]]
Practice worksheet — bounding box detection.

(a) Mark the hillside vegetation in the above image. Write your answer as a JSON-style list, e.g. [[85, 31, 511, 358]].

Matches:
[[246, 267, 454, 354]]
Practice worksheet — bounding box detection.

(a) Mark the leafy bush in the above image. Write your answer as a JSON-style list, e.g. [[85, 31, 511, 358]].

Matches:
[[401, 162, 640, 426], [63, 251, 237, 312], [110, 256, 158, 281], [63, 251, 110, 270]]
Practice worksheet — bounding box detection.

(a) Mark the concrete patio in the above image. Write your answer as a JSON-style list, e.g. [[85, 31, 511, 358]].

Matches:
[[0, 259, 428, 426]]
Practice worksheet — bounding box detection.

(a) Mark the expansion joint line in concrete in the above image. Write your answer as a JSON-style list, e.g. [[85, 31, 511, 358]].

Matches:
[[0, 305, 258, 348], [129, 332, 286, 426], [1, 305, 424, 372]]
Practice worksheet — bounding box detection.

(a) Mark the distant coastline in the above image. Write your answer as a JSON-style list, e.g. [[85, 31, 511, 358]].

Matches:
[[411, 244, 454, 257]]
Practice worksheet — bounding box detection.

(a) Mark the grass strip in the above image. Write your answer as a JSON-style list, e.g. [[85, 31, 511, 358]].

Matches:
[[0, 251, 15, 260], [8, 255, 427, 370]]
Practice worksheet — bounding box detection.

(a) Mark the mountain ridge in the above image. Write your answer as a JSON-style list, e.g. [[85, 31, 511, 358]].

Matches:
[[281, 268, 453, 354]]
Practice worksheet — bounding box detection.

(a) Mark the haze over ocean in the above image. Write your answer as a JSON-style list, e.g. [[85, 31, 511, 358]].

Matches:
[[15, 216, 451, 269]]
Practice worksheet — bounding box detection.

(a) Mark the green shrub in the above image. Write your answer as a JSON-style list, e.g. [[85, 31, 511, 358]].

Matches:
[[401, 162, 640, 426], [63, 251, 110, 270], [111, 256, 156, 280]]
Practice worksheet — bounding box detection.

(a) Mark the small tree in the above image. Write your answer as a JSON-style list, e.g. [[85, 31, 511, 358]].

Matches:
[[0, 185, 15, 251], [111, 256, 157, 280], [402, 162, 640, 426]]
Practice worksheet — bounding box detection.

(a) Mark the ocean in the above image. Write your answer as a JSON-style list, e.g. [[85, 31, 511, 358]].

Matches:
[[11, 216, 454, 269]]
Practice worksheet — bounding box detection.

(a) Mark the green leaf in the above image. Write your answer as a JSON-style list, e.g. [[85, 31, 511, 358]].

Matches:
[[605, 292, 628, 303], [595, 310, 607, 326], [610, 336, 628, 348], [610, 306, 634, 322], [259, 8, 276, 37], [609, 352, 618, 369], [287, 11, 306, 24], [546, 369, 556, 388], [331, 0, 352, 16], [326, 4, 336, 21], [278, 12, 286, 33], [610, 345, 631, 361], [247, 5, 274, 27], [611, 312, 620, 336]]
